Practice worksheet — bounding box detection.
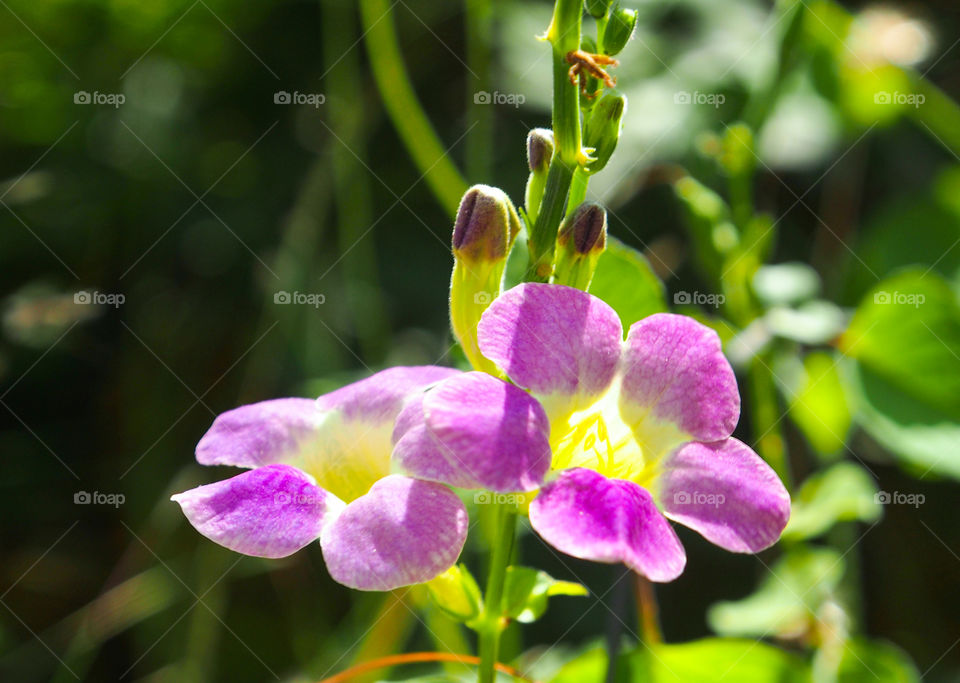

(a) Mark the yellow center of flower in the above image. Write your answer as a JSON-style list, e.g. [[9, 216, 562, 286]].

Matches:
[[299, 412, 392, 503], [545, 377, 685, 488]]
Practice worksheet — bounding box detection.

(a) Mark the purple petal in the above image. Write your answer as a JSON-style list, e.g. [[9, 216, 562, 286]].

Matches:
[[171, 464, 343, 558], [316, 366, 460, 422], [321, 475, 468, 591], [393, 372, 552, 492], [658, 438, 791, 553], [477, 284, 622, 407], [196, 398, 321, 468], [391, 395, 484, 489], [529, 468, 686, 582], [620, 314, 740, 442]]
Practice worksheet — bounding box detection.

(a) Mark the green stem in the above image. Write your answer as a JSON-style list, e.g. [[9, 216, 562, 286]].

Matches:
[[360, 0, 468, 217], [476, 503, 517, 683], [465, 0, 494, 182], [324, 0, 390, 362], [910, 74, 960, 157], [566, 167, 589, 217], [527, 0, 582, 280], [749, 359, 792, 489], [527, 159, 574, 281]]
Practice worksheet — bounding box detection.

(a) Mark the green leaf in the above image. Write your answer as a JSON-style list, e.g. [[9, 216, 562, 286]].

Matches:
[[708, 547, 844, 638], [753, 262, 821, 307], [625, 639, 806, 682], [840, 270, 960, 478], [783, 462, 881, 540], [841, 269, 960, 416], [847, 362, 960, 480], [777, 351, 853, 455], [835, 639, 920, 683], [765, 301, 847, 345], [551, 640, 806, 683], [588, 237, 666, 328], [549, 646, 607, 683], [501, 567, 588, 624]]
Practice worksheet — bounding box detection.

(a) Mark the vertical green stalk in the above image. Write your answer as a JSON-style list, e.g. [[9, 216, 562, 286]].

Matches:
[[749, 360, 792, 488], [360, 0, 468, 216], [476, 503, 517, 683], [527, 0, 583, 281], [466, 0, 494, 181], [324, 0, 390, 361], [565, 167, 589, 217]]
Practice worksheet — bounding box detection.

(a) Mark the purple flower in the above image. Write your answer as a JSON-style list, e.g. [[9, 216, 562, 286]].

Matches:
[[397, 284, 791, 582], [171, 366, 552, 591]]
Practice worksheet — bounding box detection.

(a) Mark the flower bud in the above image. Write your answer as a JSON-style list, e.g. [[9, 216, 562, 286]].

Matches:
[[585, 0, 612, 19], [450, 185, 521, 373], [452, 184, 520, 263], [525, 129, 554, 226], [602, 6, 637, 56], [553, 202, 607, 289], [582, 90, 625, 174], [426, 564, 483, 622], [526, 128, 554, 174]]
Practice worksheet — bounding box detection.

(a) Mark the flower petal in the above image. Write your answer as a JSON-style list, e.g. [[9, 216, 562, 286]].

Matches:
[[391, 395, 481, 489], [620, 313, 740, 443], [529, 468, 686, 581], [196, 398, 322, 468], [477, 284, 622, 411], [393, 372, 551, 492], [659, 438, 791, 553], [321, 475, 468, 591], [171, 464, 344, 558], [315, 365, 460, 421]]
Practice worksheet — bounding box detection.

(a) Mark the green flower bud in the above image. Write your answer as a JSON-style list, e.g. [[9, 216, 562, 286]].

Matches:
[[582, 90, 626, 174], [602, 5, 637, 56], [450, 185, 521, 373], [426, 564, 483, 622], [525, 129, 554, 226], [553, 201, 607, 289], [585, 0, 612, 19]]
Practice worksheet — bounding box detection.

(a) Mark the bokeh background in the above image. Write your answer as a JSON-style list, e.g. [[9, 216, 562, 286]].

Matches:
[[1, 0, 958, 680]]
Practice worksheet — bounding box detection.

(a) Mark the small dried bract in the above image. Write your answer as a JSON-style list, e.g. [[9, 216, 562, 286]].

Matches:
[[565, 49, 618, 98]]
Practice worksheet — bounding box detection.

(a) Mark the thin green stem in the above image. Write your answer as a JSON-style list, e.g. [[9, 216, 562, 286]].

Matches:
[[910, 74, 960, 158], [465, 0, 494, 182], [749, 359, 792, 489], [527, 159, 574, 281], [360, 0, 468, 217], [566, 167, 589, 217], [324, 0, 390, 362], [527, 0, 582, 279], [477, 503, 517, 683]]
